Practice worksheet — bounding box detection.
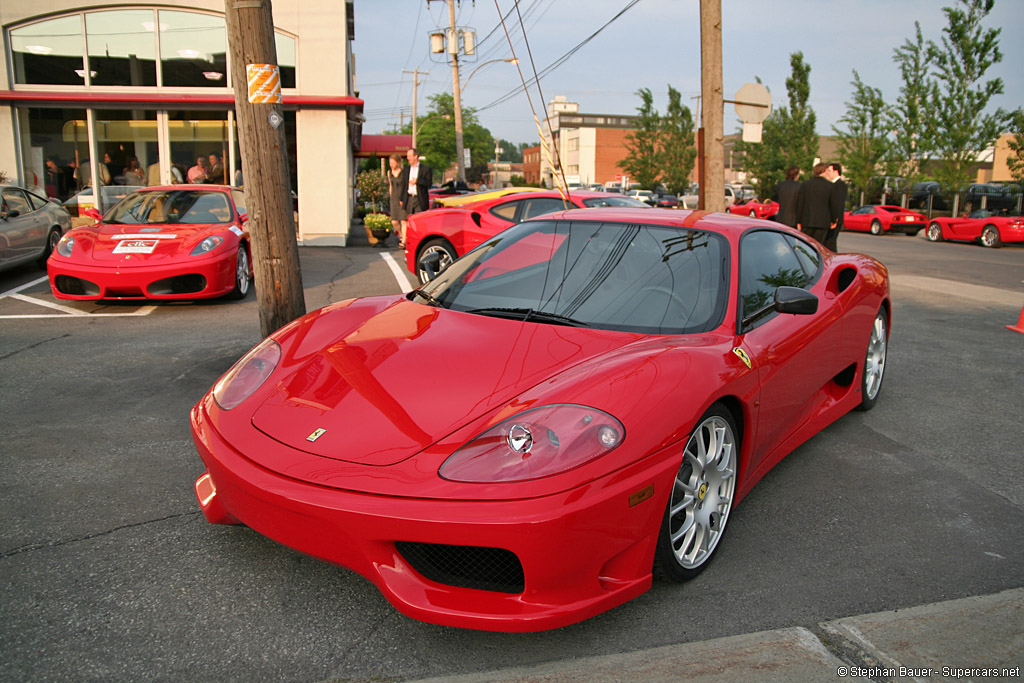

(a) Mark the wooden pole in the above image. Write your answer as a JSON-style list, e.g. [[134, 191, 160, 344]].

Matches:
[[699, 0, 725, 213], [225, 0, 305, 337]]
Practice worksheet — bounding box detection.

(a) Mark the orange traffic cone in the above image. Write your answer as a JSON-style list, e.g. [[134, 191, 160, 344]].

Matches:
[[1008, 304, 1024, 334]]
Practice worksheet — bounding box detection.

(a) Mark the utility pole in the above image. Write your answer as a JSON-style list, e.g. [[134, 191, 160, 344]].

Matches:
[[403, 68, 427, 147], [225, 0, 305, 337], [445, 0, 466, 182], [699, 0, 725, 212]]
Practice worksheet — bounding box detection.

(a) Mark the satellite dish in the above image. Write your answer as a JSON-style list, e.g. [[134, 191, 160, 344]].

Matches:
[[734, 83, 772, 123]]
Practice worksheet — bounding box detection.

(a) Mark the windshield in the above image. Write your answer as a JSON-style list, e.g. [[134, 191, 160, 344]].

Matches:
[[581, 195, 650, 208], [104, 190, 232, 225], [414, 219, 728, 335]]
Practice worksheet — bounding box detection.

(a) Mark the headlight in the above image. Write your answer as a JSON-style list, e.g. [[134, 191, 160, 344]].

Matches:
[[56, 234, 75, 257], [212, 338, 281, 410], [439, 404, 624, 483], [191, 235, 224, 255]]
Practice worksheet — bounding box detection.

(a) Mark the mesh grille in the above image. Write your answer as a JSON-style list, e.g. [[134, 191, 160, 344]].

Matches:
[[395, 541, 525, 594]]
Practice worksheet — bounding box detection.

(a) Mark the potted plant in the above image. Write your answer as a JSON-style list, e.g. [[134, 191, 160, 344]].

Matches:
[[363, 212, 392, 246]]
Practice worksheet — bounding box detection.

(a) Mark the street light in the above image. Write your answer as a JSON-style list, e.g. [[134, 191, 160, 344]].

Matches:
[[460, 57, 518, 93]]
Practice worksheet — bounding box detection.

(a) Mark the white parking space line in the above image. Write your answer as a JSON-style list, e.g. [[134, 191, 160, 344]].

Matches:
[[0, 276, 158, 319], [380, 252, 415, 293]]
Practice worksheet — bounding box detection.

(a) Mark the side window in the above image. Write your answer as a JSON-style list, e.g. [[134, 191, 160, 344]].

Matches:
[[739, 230, 819, 325], [490, 200, 519, 221], [28, 191, 50, 211], [2, 189, 33, 215], [232, 190, 247, 218], [852, 206, 873, 215], [519, 197, 569, 220]]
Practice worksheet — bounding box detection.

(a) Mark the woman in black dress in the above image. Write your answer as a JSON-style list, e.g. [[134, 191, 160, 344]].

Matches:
[[387, 153, 409, 247]]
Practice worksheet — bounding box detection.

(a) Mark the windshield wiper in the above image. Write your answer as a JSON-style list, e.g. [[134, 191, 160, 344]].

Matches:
[[411, 289, 442, 307], [465, 307, 586, 327]]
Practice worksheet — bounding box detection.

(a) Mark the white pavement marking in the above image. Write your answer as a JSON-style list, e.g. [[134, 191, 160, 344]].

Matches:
[[1, 277, 159, 319], [380, 251, 415, 293]]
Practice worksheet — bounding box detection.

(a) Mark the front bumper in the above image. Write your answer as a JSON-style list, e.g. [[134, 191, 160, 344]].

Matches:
[[48, 250, 237, 300], [190, 399, 676, 632]]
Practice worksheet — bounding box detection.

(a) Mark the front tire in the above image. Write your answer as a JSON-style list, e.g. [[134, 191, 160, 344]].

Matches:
[[981, 225, 1002, 248], [226, 245, 252, 299], [416, 238, 457, 284], [926, 222, 944, 242], [654, 404, 738, 582], [870, 219, 883, 235], [857, 308, 888, 411]]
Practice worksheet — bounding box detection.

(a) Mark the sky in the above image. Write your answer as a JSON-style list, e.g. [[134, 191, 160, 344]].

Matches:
[[353, 0, 1023, 146]]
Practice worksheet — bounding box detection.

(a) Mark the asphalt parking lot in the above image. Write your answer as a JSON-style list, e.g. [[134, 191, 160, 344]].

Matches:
[[1, 231, 1022, 681]]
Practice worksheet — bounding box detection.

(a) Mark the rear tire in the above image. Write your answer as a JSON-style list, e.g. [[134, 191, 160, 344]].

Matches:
[[37, 227, 62, 268], [416, 238, 457, 284], [981, 225, 1002, 248]]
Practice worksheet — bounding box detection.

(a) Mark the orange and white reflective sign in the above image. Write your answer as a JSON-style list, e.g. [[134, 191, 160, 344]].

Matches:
[[246, 63, 282, 104]]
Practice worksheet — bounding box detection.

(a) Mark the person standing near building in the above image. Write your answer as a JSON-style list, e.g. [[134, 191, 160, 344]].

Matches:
[[403, 148, 432, 215], [795, 163, 840, 246], [387, 153, 409, 247], [824, 162, 848, 251], [773, 166, 801, 227], [207, 153, 225, 184]]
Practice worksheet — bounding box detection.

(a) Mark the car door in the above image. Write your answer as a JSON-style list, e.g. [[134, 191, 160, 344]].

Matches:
[[737, 229, 841, 467], [1, 187, 49, 264], [844, 206, 874, 232], [944, 212, 984, 240]]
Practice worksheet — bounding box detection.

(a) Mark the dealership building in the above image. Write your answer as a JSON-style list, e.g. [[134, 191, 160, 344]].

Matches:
[[1, 0, 364, 245]]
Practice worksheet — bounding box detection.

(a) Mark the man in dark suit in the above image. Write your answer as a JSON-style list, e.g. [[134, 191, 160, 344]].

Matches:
[[795, 163, 843, 246], [824, 162, 848, 251], [773, 166, 802, 227], [403, 148, 433, 215]]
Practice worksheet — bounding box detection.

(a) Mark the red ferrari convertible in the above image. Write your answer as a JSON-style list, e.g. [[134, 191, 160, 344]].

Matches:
[[843, 204, 927, 235], [405, 189, 649, 283], [47, 186, 252, 300], [727, 199, 779, 219], [925, 209, 1024, 248], [191, 208, 891, 632]]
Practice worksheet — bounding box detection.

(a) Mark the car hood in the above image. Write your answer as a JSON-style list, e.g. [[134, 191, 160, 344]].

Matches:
[[249, 296, 643, 467], [80, 222, 228, 262]]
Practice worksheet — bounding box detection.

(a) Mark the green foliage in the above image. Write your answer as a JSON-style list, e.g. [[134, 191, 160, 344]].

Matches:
[[404, 93, 494, 179], [1007, 109, 1024, 185], [926, 0, 1007, 192], [356, 170, 387, 212], [659, 85, 697, 196], [363, 213, 392, 231], [736, 53, 818, 197], [833, 71, 891, 194], [887, 22, 933, 181], [618, 88, 661, 190], [509, 174, 526, 185]]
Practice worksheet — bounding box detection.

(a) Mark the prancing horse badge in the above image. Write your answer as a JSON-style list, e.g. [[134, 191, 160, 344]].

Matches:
[[306, 428, 327, 442]]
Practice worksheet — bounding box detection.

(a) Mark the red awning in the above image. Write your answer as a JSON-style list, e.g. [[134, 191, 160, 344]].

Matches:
[[357, 134, 412, 158]]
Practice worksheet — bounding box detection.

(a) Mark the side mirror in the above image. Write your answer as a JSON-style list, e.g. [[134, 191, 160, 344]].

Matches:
[[83, 208, 102, 221], [5, 209, 20, 218], [774, 286, 818, 315], [421, 251, 442, 281]]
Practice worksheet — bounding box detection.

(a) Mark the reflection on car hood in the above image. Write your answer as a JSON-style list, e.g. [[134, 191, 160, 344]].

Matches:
[[249, 296, 641, 467], [77, 223, 224, 262]]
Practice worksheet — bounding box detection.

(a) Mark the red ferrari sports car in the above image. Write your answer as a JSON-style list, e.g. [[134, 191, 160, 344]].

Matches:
[[405, 189, 649, 283], [191, 208, 891, 632], [843, 204, 927, 235], [727, 199, 779, 219], [47, 186, 252, 300], [925, 209, 1024, 248]]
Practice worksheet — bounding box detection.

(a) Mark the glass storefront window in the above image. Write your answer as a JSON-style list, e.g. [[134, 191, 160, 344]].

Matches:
[[158, 11, 228, 88], [10, 15, 85, 85], [86, 10, 158, 87], [18, 107, 88, 202], [168, 111, 230, 185]]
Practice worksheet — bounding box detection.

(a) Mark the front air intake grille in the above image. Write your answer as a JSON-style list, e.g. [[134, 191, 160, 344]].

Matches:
[[395, 541, 525, 594]]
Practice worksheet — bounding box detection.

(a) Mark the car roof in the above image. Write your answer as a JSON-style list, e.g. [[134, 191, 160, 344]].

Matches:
[[527, 206, 801, 238]]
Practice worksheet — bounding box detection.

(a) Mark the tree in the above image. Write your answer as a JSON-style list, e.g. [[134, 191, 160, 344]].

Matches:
[[887, 22, 934, 182], [926, 0, 1007, 193], [619, 88, 661, 190], [833, 71, 891, 199], [659, 85, 697, 195], [404, 93, 494, 179], [736, 53, 818, 198], [1005, 108, 1024, 185]]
